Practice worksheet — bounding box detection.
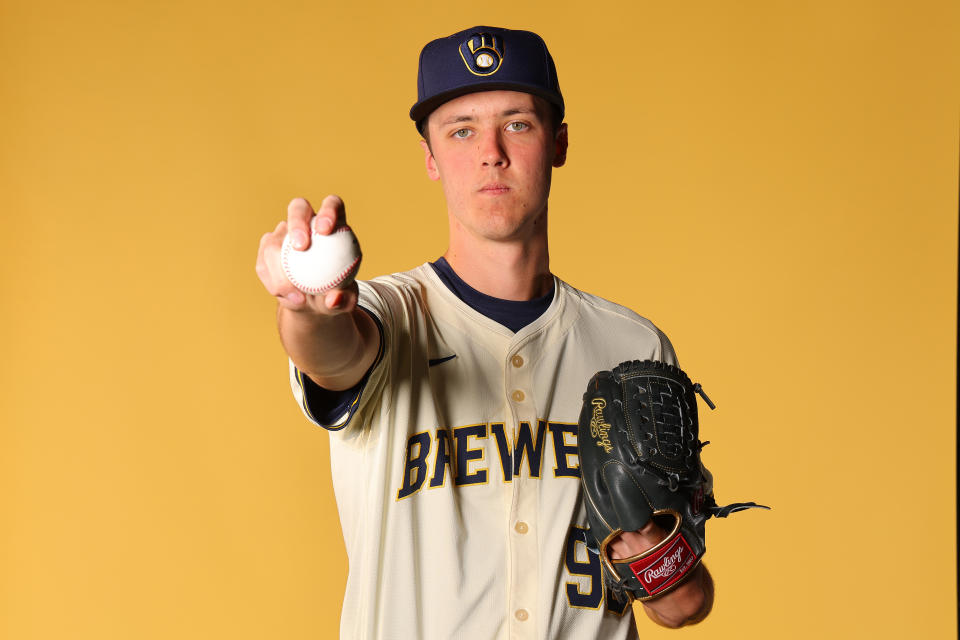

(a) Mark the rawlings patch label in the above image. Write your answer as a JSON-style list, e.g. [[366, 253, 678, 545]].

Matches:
[[629, 533, 696, 595], [589, 399, 613, 453]]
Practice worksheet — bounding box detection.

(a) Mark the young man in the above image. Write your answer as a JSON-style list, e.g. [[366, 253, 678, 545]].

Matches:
[[256, 26, 711, 639]]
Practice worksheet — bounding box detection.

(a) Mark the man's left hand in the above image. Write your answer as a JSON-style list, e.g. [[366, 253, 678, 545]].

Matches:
[[609, 523, 714, 628]]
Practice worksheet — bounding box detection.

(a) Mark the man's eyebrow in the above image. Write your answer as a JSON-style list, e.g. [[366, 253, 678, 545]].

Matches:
[[439, 107, 540, 127], [440, 114, 476, 126], [501, 107, 537, 117]]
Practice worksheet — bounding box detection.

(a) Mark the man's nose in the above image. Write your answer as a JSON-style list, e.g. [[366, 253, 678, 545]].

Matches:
[[479, 132, 508, 168]]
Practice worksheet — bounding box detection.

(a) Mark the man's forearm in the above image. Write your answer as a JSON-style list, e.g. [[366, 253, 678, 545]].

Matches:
[[278, 305, 379, 391]]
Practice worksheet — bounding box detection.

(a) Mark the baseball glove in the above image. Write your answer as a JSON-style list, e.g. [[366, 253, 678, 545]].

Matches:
[[577, 359, 768, 602]]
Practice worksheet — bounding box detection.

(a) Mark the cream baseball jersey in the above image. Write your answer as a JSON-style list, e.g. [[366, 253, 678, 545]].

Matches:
[[289, 263, 678, 640]]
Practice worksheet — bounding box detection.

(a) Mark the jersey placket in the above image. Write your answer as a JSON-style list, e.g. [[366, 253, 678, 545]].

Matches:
[[504, 343, 539, 640]]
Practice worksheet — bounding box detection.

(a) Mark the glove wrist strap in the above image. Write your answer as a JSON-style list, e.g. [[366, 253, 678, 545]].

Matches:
[[601, 510, 703, 602]]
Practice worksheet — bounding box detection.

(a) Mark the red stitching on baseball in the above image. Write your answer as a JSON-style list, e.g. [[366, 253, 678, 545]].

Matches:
[[326, 254, 362, 290]]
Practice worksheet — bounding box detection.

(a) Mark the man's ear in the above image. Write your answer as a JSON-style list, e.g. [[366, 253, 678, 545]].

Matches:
[[552, 122, 568, 168], [420, 139, 440, 181]]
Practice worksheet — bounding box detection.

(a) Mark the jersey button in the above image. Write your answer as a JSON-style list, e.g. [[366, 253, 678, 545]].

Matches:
[[514, 521, 529, 534], [514, 609, 529, 622], [511, 354, 524, 368], [511, 390, 525, 403]]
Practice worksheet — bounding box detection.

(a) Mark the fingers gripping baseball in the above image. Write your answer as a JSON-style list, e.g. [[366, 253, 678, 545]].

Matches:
[[255, 195, 360, 313], [286, 195, 346, 248], [311, 194, 348, 236]]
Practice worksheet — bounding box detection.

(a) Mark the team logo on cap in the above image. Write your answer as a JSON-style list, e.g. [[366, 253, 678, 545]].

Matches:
[[458, 33, 504, 76]]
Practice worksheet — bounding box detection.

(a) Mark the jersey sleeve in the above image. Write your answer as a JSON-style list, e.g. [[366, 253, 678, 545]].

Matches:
[[288, 280, 394, 432], [657, 325, 679, 367], [564, 282, 681, 369]]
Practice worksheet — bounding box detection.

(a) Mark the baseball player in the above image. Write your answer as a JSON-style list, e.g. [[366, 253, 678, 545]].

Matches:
[[256, 26, 711, 639]]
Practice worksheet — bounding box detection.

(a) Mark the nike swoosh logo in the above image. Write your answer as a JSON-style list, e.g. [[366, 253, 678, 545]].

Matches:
[[428, 354, 457, 367]]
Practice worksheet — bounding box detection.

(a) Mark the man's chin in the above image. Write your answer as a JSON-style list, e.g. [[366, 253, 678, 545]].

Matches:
[[452, 201, 547, 241], [472, 218, 545, 243]]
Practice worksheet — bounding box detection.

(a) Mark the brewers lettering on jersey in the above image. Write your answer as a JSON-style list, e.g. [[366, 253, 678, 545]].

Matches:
[[256, 24, 713, 640]]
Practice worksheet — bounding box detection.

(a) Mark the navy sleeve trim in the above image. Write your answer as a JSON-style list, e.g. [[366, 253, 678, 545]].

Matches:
[[293, 306, 386, 431]]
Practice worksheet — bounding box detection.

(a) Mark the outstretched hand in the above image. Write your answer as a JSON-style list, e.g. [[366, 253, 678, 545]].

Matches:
[[255, 195, 359, 314]]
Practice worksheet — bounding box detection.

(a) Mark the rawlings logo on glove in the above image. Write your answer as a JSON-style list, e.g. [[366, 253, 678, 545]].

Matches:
[[589, 398, 614, 452]]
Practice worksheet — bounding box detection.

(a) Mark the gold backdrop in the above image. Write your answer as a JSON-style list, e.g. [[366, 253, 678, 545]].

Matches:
[[1, 0, 957, 638]]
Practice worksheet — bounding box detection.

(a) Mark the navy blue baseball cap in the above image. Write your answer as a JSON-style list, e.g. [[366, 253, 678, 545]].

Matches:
[[410, 26, 564, 133]]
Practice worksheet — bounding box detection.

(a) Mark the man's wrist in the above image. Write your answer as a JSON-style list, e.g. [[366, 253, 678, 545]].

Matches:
[[641, 563, 714, 628]]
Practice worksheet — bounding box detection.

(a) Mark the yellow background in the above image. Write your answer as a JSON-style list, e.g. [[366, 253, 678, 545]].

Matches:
[[2, 0, 957, 637]]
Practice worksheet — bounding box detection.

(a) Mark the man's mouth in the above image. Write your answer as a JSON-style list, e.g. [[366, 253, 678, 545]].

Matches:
[[479, 183, 511, 194]]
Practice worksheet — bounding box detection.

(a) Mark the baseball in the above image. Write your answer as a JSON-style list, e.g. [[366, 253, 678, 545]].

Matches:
[[280, 225, 362, 295]]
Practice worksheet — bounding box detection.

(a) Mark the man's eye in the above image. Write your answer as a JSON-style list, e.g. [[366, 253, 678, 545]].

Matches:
[[453, 129, 470, 138], [507, 122, 528, 132]]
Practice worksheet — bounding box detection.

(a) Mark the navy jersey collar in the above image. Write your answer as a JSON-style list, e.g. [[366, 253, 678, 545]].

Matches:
[[428, 257, 554, 334]]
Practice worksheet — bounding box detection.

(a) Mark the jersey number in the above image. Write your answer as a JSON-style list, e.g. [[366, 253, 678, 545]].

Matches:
[[564, 526, 630, 615]]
